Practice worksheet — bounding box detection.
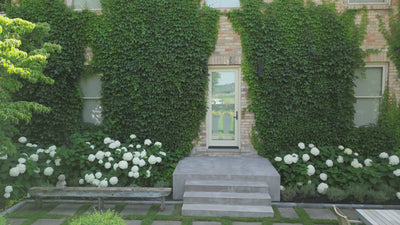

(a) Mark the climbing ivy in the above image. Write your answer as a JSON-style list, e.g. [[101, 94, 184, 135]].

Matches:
[[6, 0, 85, 145], [83, 0, 219, 161], [229, 0, 367, 155]]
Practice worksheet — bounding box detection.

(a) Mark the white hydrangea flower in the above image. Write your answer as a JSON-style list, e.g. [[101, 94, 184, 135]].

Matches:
[[351, 159, 360, 168], [146, 170, 151, 178], [95, 172, 102, 179], [36, 149, 44, 154], [108, 157, 114, 162], [379, 152, 389, 159], [307, 165, 315, 176], [274, 157, 282, 162], [154, 142, 162, 147], [156, 157, 162, 163], [49, 145, 57, 151], [16, 164, 26, 174], [113, 163, 119, 170], [44, 167, 54, 176], [30, 154, 39, 162], [337, 155, 344, 163], [297, 182, 303, 186], [144, 139, 152, 146], [18, 158, 26, 164], [32, 144, 38, 148], [0, 153, 8, 160], [105, 151, 111, 157], [325, 159, 333, 167], [130, 134, 136, 139], [99, 179, 108, 187], [18, 137, 27, 144], [132, 157, 140, 165], [302, 154, 310, 162], [128, 171, 134, 177], [85, 142, 91, 145], [118, 160, 128, 170], [26, 143, 33, 147], [104, 137, 113, 144], [92, 179, 100, 186], [95, 151, 105, 160], [88, 154, 96, 162], [79, 179, 84, 185], [139, 159, 146, 167], [131, 165, 139, 172], [90, 145, 95, 149], [317, 182, 328, 194], [46, 159, 51, 164], [148, 155, 157, 165], [160, 151, 166, 156], [308, 143, 315, 148], [283, 154, 293, 165], [128, 144, 134, 148], [136, 145, 141, 149], [109, 176, 118, 185], [354, 152, 359, 156], [310, 147, 320, 156], [133, 172, 140, 178], [34, 168, 40, 173], [49, 150, 56, 158], [55, 158, 61, 166], [140, 150, 147, 158], [393, 169, 400, 176], [364, 159, 373, 167], [105, 162, 111, 169], [298, 142, 305, 149], [123, 152, 133, 161], [109, 141, 121, 149], [5, 186, 13, 193], [338, 145, 344, 150], [98, 160, 103, 164], [308, 180, 312, 184], [397, 192, 400, 200], [4, 192, 10, 199], [121, 147, 127, 152], [389, 155, 399, 166], [292, 154, 299, 163], [280, 185, 285, 191], [85, 174, 95, 183], [319, 173, 328, 181], [344, 148, 352, 155]]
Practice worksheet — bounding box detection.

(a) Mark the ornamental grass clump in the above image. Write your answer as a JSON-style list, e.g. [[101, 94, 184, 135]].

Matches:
[[273, 142, 400, 203]]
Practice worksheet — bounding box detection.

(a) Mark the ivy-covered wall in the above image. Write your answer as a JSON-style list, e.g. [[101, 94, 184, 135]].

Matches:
[[82, 0, 219, 162], [229, 0, 367, 155], [7, 0, 84, 145]]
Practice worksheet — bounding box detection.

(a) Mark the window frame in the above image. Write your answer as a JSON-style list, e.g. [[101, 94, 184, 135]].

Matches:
[[65, 0, 102, 11], [79, 74, 103, 125], [353, 63, 387, 126], [348, 0, 390, 5], [203, 0, 241, 9]]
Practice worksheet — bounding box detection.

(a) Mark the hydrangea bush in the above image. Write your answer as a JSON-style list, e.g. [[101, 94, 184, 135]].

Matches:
[[273, 142, 400, 201], [0, 133, 167, 203]]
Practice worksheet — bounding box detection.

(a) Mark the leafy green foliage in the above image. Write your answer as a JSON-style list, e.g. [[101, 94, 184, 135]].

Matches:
[[378, 90, 400, 148], [0, 15, 60, 154], [6, 0, 85, 146], [69, 210, 125, 225], [83, 0, 219, 161], [229, 0, 367, 155]]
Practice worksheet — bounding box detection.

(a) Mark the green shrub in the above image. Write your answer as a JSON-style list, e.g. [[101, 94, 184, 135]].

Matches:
[[0, 216, 6, 225], [326, 187, 347, 202], [297, 184, 317, 200], [281, 186, 298, 202], [68, 210, 124, 225]]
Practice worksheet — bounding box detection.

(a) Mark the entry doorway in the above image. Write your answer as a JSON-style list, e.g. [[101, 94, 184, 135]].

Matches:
[[207, 67, 240, 148]]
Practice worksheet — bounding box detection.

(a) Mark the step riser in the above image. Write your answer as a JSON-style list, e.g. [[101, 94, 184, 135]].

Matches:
[[185, 185, 269, 193], [183, 196, 271, 205]]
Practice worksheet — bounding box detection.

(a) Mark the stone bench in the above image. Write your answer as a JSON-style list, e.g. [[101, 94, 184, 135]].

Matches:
[[28, 186, 172, 211]]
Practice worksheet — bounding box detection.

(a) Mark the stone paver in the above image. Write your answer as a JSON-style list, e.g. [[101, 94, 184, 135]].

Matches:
[[277, 207, 298, 218], [14, 203, 45, 213], [193, 222, 222, 225], [341, 208, 358, 220], [31, 219, 64, 225], [85, 203, 115, 214], [272, 223, 302, 225], [125, 220, 143, 225], [232, 222, 262, 225], [303, 208, 336, 220], [120, 204, 151, 215], [157, 204, 175, 215], [48, 203, 82, 215], [152, 220, 181, 225], [5, 218, 26, 225]]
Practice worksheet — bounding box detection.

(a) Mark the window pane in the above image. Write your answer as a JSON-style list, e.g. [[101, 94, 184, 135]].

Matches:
[[354, 98, 380, 126], [354, 68, 382, 96], [74, 0, 101, 10], [349, 0, 386, 3], [83, 99, 102, 125], [206, 0, 240, 7], [79, 75, 101, 97]]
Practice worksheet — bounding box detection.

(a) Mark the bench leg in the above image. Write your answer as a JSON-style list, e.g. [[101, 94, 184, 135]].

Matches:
[[98, 197, 104, 211], [160, 196, 165, 211], [35, 198, 42, 208]]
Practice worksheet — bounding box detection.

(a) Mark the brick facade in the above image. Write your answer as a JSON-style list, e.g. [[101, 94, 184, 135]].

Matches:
[[192, 0, 400, 154]]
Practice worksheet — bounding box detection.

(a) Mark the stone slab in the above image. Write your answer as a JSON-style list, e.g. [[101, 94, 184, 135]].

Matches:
[[303, 208, 336, 220], [341, 208, 358, 220], [277, 207, 299, 218], [152, 220, 181, 225], [48, 203, 82, 215], [5, 218, 26, 225], [157, 204, 175, 215], [173, 156, 280, 201], [232, 222, 262, 225], [31, 219, 64, 225], [193, 222, 221, 225], [120, 204, 151, 215], [125, 220, 142, 225], [272, 223, 302, 225], [14, 203, 45, 213]]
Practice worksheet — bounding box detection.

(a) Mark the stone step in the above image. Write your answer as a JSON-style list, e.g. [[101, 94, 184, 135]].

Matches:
[[183, 191, 271, 205], [182, 203, 274, 218], [184, 180, 269, 193]]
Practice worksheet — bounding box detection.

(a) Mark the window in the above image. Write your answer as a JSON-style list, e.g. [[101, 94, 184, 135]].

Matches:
[[79, 75, 102, 125], [354, 65, 386, 126], [348, 0, 389, 4], [70, 0, 101, 10], [206, 0, 240, 8]]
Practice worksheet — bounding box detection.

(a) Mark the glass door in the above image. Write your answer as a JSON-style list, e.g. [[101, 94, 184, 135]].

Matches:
[[207, 68, 239, 147]]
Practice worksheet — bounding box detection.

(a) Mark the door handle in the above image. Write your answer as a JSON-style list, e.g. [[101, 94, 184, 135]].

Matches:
[[234, 111, 238, 120]]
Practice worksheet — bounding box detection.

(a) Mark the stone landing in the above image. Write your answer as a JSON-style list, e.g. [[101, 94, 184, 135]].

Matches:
[[173, 156, 280, 217]]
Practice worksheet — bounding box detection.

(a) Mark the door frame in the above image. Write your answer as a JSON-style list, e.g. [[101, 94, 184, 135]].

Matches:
[[206, 66, 241, 148]]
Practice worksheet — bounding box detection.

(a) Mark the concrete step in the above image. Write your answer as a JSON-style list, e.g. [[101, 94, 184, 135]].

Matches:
[[184, 180, 269, 193], [183, 191, 271, 205], [182, 203, 274, 218]]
